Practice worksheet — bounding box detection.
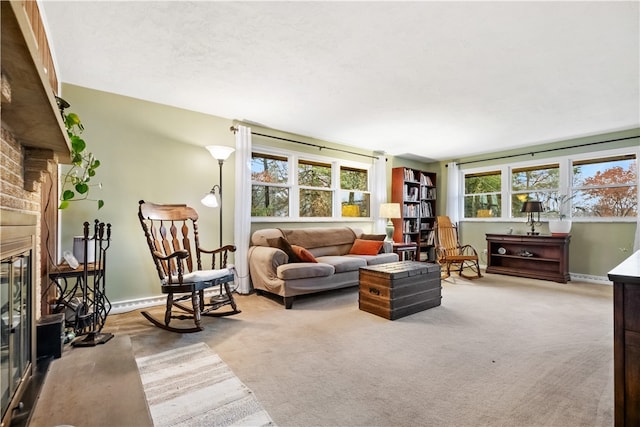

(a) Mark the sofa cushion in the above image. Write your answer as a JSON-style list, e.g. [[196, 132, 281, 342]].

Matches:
[[280, 227, 356, 249], [349, 239, 384, 256], [359, 233, 385, 241], [351, 252, 399, 265], [267, 237, 300, 263], [359, 234, 386, 254], [315, 256, 367, 273], [277, 263, 334, 280], [291, 245, 317, 263]]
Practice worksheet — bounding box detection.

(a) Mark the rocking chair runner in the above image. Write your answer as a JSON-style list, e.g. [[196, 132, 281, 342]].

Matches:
[[137, 200, 240, 333], [435, 215, 482, 280]]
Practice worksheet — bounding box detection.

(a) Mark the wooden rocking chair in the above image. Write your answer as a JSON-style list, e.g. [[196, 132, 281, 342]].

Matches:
[[137, 200, 240, 333], [435, 215, 482, 280]]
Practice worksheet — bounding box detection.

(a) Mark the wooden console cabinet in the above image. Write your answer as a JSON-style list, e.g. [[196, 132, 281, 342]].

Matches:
[[485, 234, 570, 283], [608, 251, 640, 427]]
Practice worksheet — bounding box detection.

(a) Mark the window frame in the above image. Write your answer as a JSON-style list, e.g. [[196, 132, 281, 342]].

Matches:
[[251, 145, 374, 222], [459, 146, 638, 223]]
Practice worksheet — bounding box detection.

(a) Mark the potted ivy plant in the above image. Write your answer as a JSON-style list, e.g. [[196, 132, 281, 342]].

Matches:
[[56, 97, 104, 210], [548, 194, 573, 235]]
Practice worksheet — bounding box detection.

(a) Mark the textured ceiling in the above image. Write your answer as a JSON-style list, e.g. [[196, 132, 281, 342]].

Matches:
[[40, 1, 639, 162]]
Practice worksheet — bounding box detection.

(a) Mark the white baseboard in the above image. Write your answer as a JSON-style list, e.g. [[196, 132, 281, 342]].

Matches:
[[109, 289, 248, 314], [110, 295, 165, 314], [568, 273, 612, 285]]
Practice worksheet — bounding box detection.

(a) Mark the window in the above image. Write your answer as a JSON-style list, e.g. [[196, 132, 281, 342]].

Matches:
[[340, 166, 369, 218], [251, 153, 289, 217], [511, 164, 559, 218], [461, 148, 637, 221], [298, 159, 332, 217], [464, 171, 502, 218], [571, 155, 637, 218], [251, 149, 371, 220]]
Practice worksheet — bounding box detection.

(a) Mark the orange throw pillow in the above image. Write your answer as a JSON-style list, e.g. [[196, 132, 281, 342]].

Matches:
[[291, 245, 318, 263], [349, 239, 384, 256]]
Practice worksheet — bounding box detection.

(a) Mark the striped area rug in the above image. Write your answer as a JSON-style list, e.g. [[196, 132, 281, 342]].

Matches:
[[135, 342, 275, 427]]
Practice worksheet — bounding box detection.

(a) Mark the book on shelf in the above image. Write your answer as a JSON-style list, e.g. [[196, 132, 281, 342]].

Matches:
[[404, 169, 416, 181], [420, 201, 433, 217], [420, 174, 433, 186], [404, 185, 419, 201]]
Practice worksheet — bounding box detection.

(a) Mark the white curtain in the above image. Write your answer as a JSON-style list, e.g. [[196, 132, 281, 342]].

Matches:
[[372, 154, 387, 233], [446, 162, 460, 224], [233, 125, 252, 294]]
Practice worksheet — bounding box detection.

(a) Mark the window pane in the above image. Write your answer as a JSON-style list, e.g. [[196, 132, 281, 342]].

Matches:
[[512, 164, 559, 191], [340, 166, 368, 191], [465, 171, 501, 218], [251, 153, 288, 184], [299, 160, 331, 187], [464, 171, 501, 193], [572, 155, 637, 218], [341, 191, 370, 217], [464, 194, 502, 218], [573, 155, 636, 187], [299, 189, 332, 217], [251, 185, 289, 217], [572, 187, 638, 217]]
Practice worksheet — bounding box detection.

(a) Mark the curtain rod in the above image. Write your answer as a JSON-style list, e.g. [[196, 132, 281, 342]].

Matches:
[[230, 126, 379, 160], [453, 135, 639, 167]]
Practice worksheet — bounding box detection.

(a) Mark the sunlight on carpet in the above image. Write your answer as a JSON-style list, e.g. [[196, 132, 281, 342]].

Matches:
[[135, 342, 276, 427]]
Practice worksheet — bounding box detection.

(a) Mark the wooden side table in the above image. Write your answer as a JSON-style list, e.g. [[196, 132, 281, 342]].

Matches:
[[485, 233, 570, 283], [392, 242, 418, 261]]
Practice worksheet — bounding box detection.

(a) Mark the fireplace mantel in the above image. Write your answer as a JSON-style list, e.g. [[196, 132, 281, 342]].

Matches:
[[1, 1, 70, 163]]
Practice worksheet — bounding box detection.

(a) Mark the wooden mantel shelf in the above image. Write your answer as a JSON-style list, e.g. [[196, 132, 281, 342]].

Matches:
[[1, 1, 70, 162]]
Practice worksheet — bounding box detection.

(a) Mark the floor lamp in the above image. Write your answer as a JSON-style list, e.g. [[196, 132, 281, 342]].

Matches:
[[201, 145, 235, 249]]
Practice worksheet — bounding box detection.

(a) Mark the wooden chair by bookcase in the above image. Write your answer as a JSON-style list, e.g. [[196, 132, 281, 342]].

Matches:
[[435, 215, 482, 280], [137, 200, 240, 333]]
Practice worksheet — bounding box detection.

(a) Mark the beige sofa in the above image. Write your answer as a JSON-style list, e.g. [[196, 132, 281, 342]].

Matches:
[[248, 227, 399, 308]]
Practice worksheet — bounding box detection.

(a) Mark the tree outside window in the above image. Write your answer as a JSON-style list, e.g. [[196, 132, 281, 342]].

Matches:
[[251, 153, 289, 217], [572, 155, 637, 217], [511, 164, 559, 217], [298, 160, 332, 217], [464, 171, 502, 218], [340, 166, 369, 217]]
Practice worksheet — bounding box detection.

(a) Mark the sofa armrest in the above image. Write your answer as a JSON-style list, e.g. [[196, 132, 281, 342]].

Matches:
[[248, 245, 289, 291]]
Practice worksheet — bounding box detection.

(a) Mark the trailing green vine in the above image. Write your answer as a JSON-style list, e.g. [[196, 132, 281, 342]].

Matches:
[[58, 105, 104, 210]]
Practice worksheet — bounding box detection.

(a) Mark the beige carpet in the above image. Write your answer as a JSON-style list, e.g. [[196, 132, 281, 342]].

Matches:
[[109, 272, 614, 427]]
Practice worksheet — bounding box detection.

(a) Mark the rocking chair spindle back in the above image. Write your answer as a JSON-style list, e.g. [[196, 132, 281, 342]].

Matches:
[[137, 200, 240, 333]]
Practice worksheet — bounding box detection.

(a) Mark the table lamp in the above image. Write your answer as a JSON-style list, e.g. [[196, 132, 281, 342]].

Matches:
[[521, 200, 543, 235], [380, 203, 401, 242]]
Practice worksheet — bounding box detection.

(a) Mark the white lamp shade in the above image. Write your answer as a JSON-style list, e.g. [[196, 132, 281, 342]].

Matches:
[[380, 203, 401, 219], [201, 192, 219, 208], [205, 145, 235, 160]]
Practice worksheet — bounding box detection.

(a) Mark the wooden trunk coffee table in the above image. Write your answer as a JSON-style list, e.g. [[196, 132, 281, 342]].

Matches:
[[359, 261, 441, 320]]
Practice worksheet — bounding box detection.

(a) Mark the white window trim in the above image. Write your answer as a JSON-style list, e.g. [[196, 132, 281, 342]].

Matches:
[[251, 145, 374, 223], [460, 146, 639, 223]]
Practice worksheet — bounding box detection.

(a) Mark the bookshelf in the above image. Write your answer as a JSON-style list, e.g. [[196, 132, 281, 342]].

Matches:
[[391, 167, 437, 261]]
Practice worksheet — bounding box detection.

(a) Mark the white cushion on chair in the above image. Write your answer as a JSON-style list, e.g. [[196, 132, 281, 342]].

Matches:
[[171, 267, 234, 284]]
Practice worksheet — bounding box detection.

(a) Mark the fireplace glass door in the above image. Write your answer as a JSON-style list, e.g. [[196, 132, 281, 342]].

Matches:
[[1, 250, 32, 422]]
